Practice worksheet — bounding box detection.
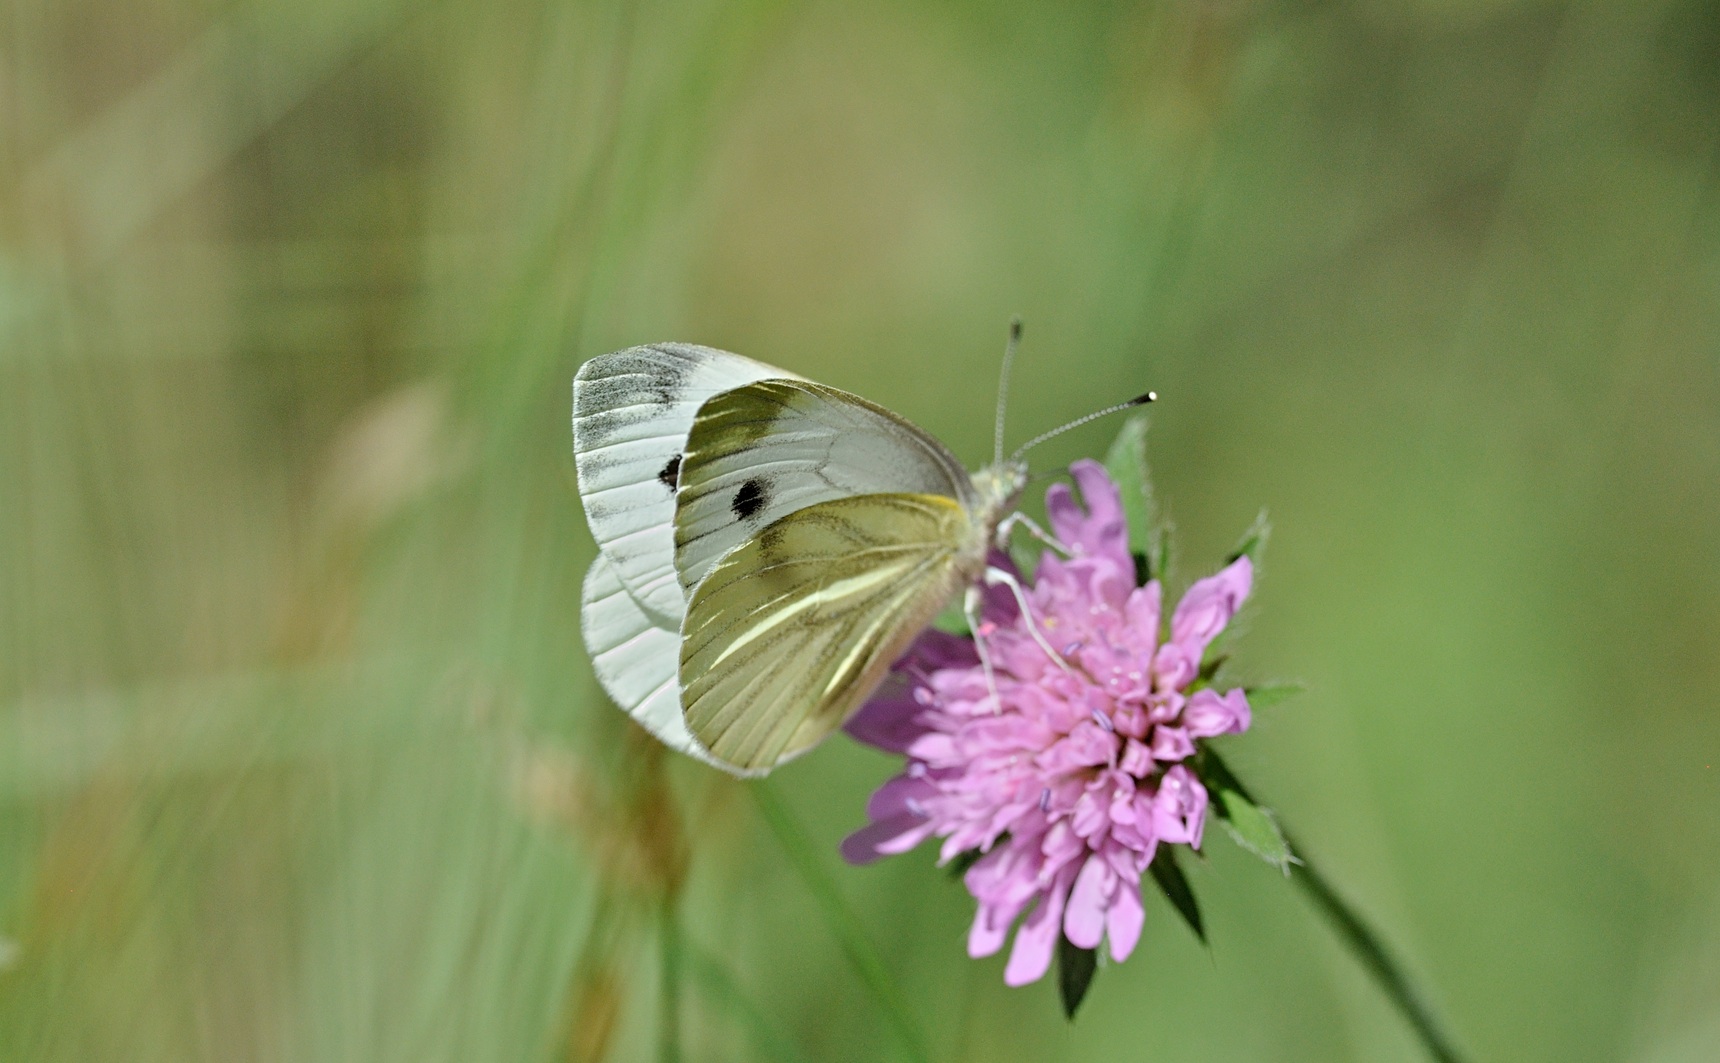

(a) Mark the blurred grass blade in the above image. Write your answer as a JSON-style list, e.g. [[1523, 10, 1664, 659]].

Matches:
[[1055, 936, 1098, 1020], [1287, 837, 1470, 1063], [682, 938, 816, 1063], [22, 0, 414, 260], [1199, 751, 1469, 1063], [1147, 847, 1205, 944], [750, 783, 931, 1063], [659, 902, 682, 1063]]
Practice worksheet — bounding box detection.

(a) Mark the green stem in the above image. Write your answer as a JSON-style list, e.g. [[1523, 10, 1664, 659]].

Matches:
[[1202, 748, 1469, 1061], [1283, 839, 1470, 1063], [751, 782, 932, 1063]]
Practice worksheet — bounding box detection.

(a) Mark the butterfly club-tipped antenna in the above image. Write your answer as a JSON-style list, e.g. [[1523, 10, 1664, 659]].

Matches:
[[1009, 390, 1157, 464], [993, 316, 1023, 469]]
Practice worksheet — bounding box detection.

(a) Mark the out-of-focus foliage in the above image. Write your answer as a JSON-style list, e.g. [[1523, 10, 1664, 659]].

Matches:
[[2, 0, 1718, 1060]]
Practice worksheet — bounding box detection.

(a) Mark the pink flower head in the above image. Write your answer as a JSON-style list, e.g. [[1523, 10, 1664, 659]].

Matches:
[[842, 460, 1254, 987]]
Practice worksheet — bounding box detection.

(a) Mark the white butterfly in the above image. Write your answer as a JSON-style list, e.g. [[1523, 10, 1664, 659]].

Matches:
[[573, 340, 1147, 776]]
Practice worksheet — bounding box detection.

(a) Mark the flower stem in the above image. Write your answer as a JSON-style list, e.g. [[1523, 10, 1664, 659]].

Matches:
[[751, 782, 933, 1063], [1283, 833, 1470, 1063]]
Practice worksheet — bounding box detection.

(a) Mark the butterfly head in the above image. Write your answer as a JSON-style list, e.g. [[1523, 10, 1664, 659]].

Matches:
[[972, 460, 1029, 537]]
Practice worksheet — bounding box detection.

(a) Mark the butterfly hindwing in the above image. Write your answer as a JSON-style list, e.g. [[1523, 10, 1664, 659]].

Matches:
[[579, 554, 725, 767], [673, 378, 975, 597], [572, 344, 796, 624], [680, 492, 985, 774]]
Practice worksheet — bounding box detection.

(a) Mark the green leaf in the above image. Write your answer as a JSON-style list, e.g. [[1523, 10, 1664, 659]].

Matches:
[[1103, 413, 1167, 580], [1196, 653, 1229, 685], [1103, 414, 1153, 540], [1056, 935, 1098, 1020], [1221, 794, 1294, 873], [1243, 681, 1305, 709], [1196, 748, 1295, 873], [1226, 510, 1271, 567], [1152, 535, 1172, 589], [931, 598, 971, 636], [1147, 847, 1205, 943]]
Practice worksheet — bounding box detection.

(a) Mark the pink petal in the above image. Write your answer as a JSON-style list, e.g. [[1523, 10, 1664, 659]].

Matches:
[[840, 813, 935, 865], [1004, 867, 1075, 987], [1168, 556, 1252, 660], [1151, 643, 1198, 694], [978, 549, 1023, 623], [1070, 789, 1108, 838], [865, 774, 937, 821], [1147, 690, 1185, 724], [1063, 854, 1115, 949], [967, 836, 1047, 908], [1150, 725, 1194, 762], [1184, 687, 1251, 737], [1073, 557, 1132, 613], [843, 689, 930, 752], [1104, 841, 1149, 881], [1112, 702, 1149, 739], [913, 627, 983, 668], [969, 896, 1029, 958], [1106, 882, 1145, 961], [1124, 582, 1162, 654], [1045, 460, 1130, 573], [906, 732, 957, 764], [1152, 765, 1209, 846], [1039, 820, 1086, 868], [1034, 721, 1116, 774]]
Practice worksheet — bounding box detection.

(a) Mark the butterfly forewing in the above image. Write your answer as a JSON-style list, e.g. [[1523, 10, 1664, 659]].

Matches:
[[680, 493, 986, 774], [573, 345, 797, 624], [673, 379, 974, 598]]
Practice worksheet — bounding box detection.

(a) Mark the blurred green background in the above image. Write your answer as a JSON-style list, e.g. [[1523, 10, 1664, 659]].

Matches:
[[3, 0, 1718, 1060]]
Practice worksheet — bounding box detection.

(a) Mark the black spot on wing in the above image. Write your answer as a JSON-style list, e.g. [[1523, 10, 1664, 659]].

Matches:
[[658, 454, 681, 492], [732, 477, 769, 520]]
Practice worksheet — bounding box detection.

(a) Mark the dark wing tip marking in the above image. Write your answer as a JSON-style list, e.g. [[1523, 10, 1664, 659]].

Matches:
[[658, 454, 682, 492], [732, 477, 769, 520], [647, 356, 691, 406]]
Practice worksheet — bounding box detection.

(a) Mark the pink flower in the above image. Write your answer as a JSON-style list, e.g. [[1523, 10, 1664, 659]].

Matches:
[[842, 460, 1254, 986]]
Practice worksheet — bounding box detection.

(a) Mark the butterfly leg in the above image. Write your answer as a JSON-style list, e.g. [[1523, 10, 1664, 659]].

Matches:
[[982, 566, 1076, 675], [963, 585, 1003, 712], [995, 512, 1072, 557]]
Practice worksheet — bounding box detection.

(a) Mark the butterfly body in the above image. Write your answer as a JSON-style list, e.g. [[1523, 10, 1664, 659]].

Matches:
[[574, 343, 1026, 776]]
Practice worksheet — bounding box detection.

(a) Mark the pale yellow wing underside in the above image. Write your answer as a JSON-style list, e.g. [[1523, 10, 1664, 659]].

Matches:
[[674, 378, 973, 599], [680, 492, 983, 774]]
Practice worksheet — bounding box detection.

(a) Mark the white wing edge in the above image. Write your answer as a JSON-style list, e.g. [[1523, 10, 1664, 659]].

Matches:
[[580, 553, 750, 774]]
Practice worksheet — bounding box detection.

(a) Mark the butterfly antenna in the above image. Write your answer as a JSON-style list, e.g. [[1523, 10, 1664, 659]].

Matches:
[[1009, 391, 1157, 462], [993, 317, 1023, 467]]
